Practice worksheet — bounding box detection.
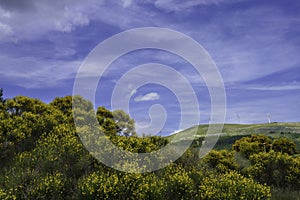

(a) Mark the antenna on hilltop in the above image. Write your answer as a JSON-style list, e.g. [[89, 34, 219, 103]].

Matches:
[[235, 112, 240, 124], [267, 113, 271, 124]]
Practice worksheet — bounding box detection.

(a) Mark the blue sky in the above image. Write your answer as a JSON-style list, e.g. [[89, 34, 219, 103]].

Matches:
[[0, 0, 300, 135]]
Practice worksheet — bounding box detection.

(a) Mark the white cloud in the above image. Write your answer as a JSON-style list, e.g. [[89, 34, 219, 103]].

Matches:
[[53, 6, 90, 32], [134, 92, 160, 102]]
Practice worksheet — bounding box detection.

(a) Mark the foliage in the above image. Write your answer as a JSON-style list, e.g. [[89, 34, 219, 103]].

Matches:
[[245, 150, 300, 190], [96, 106, 117, 137], [79, 171, 167, 200], [272, 137, 296, 155], [202, 149, 238, 173], [0, 92, 299, 199], [112, 110, 136, 137], [232, 134, 297, 158], [198, 171, 271, 200], [232, 134, 272, 158]]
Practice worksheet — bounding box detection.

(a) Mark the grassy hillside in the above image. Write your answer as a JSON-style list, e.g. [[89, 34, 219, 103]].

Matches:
[[167, 122, 300, 150]]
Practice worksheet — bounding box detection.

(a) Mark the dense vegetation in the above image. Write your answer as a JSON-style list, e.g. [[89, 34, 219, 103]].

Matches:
[[0, 90, 299, 199]]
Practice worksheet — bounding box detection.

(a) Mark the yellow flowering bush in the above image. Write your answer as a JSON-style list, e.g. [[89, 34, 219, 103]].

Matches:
[[198, 171, 271, 200]]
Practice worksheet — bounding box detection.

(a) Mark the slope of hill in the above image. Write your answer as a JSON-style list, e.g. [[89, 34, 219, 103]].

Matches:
[[167, 122, 300, 150]]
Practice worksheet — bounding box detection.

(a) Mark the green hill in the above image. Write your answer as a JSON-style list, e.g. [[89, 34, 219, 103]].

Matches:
[[167, 122, 300, 150]]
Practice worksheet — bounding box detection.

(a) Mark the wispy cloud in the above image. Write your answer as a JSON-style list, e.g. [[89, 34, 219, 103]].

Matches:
[[1, 0, 300, 127], [245, 83, 300, 91], [152, 0, 237, 12], [134, 92, 160, 102], [0, 0, 104, 42], [0, 54, 80, 88]]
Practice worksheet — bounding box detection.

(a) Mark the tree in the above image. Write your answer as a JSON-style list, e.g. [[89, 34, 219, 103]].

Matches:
[[0, 96, 65, 161], [97, 106, 113, 120], [50, 96, 73, 117], [96, 107, 117, 137], [5, 96, 47, 116], [112, 110, 136, 137]]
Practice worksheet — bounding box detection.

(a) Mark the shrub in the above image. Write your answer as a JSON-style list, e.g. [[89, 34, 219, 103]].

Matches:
[[232, 134, 272, 158], [198, 171, 271, 200], [272, 137, 296, 155], [245, 151, 296, 189], [202, 150, 238, 172]]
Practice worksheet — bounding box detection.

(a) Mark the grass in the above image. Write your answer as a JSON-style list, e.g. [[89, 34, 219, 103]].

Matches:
[[271, 188, 300, 200]]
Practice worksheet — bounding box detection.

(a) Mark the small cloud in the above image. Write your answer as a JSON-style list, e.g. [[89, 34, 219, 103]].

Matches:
[[134, 92, 160, 102]]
